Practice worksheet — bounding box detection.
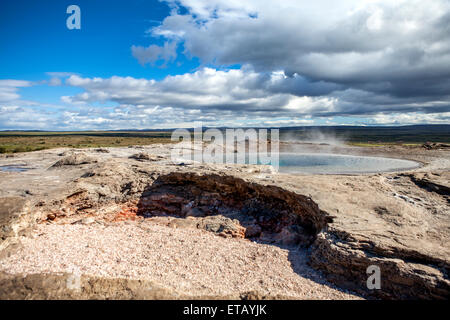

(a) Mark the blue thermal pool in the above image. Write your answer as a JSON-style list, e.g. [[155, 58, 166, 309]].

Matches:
[[178, 152, 421, 174], [275, 153, 420, 174]]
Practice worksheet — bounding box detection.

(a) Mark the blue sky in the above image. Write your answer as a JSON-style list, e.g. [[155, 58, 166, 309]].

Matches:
[[1, 0, 449, 130], [0, 0, 197, 79]]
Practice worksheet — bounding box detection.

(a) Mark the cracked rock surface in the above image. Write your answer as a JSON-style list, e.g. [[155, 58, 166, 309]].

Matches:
[[0, 143, 449, 299]]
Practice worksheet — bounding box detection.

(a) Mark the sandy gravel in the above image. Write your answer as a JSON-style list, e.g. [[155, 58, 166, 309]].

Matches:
[[0, 221, 361, 299]]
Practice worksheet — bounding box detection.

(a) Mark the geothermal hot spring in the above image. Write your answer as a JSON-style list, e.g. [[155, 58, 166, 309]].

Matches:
[[187, 152, 420, 174], [274, 153, 420, 174]]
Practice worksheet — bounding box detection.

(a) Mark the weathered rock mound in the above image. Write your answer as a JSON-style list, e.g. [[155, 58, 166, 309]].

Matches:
[[422, 142, 450, 150], [0, 272, 181, 299], [129, 152, 163, 161], [50, 153, 97, 168], [310, 228, 450, 299], [0, 197, 33, 256], [134, 172, 332, 246], [406, 172, 450, 196]]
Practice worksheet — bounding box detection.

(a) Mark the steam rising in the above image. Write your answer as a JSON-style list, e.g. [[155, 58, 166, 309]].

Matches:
[[281, 129, 347, 147]]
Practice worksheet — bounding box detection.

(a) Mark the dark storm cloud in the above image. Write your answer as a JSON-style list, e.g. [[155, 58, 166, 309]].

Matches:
[[151, 0, 450, 109]]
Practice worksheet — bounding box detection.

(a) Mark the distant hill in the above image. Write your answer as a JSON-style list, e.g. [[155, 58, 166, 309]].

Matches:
[[1, 124, 449, 143]]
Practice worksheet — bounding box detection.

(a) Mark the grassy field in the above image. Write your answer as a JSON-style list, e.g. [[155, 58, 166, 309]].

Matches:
[[0, 125, 449, 153], [0, 132, 173, 153]]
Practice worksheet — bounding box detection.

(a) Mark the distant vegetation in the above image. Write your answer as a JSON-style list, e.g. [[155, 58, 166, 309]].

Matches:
[[277, 125, 450, 146], [0, 131, 173, 153], [0, 125, 449, 153]]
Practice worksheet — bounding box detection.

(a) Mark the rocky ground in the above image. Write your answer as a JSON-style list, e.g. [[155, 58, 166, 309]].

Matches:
[[0, 142, 448, 299]]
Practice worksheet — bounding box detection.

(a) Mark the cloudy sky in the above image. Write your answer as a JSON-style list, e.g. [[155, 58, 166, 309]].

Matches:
[[1, 0, 450, 130]]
